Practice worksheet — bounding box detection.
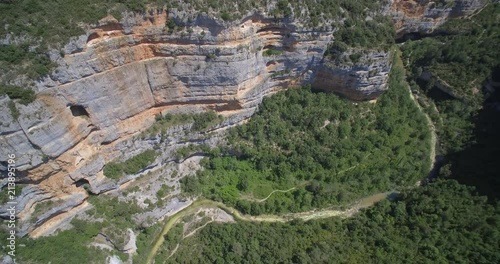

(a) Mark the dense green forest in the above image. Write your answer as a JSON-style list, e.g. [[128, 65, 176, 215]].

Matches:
[[181, 53, 431, 215], [401, 3, 500, 200], [402, 4, 499, 107], [168, 180, 500, 263]]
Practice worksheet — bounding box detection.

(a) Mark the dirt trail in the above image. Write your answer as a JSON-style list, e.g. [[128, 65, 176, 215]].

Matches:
[[146, 192, 394, 263], [240, 187, 297, 203], [407, 72, 437, 174]]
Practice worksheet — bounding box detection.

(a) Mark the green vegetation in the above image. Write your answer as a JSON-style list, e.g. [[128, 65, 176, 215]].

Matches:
[[0, 184, 22, 204], [168, 180, 500, 263], [269, 0, 292, 18], [182, 53, 431, 214], [0, 84, 36, 104], [14, 195, 142, 264], [206, 53, 217, 60], [134, 222, 163, 263], [5, 3, 499, 264], [7, 101, 19, 120], [154, 224, 184, 263], [143, 111, 222, 137], [220, 11, 232, 21], [401, 3, 500, 200], [166, 18, 176, 33], [13, 221, 110, 264], [0, 44, 57, 83], [262, 49, 283, 57], [156, 184, 172, 200], [103, 150, 158, 179], [402, 4, 500, 106], [334, 14, 394, 50]]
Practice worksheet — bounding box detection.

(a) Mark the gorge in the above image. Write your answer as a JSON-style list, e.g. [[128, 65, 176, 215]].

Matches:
[[0, 1, 497, 263]]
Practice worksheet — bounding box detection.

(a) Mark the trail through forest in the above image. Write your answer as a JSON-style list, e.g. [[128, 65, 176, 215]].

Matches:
[[146, 191, 395, 263]]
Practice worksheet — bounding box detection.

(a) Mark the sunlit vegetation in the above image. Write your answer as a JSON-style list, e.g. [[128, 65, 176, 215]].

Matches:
[[0, 184, 22, 204], [169, 180, 500, 263], [154, 224, 184, 263], [182, 53, 431, 214], [103, 150, 158, 179], [14, 196, 142, 264], [142, 111, 222, 137], [333, 14, 394, 50], [0, 84, 36, 105]]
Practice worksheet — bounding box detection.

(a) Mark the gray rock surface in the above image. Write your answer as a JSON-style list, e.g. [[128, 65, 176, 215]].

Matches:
[[313, 49, 392, 100]]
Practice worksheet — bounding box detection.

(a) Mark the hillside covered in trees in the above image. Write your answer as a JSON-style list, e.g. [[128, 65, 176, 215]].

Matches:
[[168, 3, 500, 263], [181, 53, 432, 215], [169, 180, 500, 263]]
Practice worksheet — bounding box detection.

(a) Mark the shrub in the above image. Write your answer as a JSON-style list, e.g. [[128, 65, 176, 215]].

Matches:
[[103, 150, 158, 179], [349, 53, 362, 63], [262, 49, 283, 57], [220, 11, 231, 21], [0, 85, 36, 105]]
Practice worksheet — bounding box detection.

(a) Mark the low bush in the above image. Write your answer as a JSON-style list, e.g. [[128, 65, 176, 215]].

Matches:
[[103, 150, 158, 179]]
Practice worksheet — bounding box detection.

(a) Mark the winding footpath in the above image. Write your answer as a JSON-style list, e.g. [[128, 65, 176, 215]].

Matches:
[[145, 191, 395, 264], [240, 187, 297, 203]]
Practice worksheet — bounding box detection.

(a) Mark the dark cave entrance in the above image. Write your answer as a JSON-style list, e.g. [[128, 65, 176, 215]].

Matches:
[[74, 178, 90, 188], [87, 32, 100, 43], [69, 105, 90, 118]]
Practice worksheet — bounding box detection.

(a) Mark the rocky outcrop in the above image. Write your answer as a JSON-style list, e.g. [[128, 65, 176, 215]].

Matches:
[[312, 49, 392, 100], [390, 0, 487, 36], [14, 10, 331, 168]]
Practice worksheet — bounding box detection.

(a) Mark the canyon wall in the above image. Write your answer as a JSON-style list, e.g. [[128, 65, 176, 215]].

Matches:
[[1, 10, 335, 236], [0, 0, 487, 237], [390, 0, 486, 36]]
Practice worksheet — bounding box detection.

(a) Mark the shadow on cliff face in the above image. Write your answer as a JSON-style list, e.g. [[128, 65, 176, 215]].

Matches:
[[448, 70, 500, 202]]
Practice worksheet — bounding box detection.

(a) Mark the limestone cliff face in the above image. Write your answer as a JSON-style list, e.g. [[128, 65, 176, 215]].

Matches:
[[312, 50, 392, 101], [389, 0, 486, 36], [1, 10, 333, 236], [0, 1, 487, 237], [3, 11, 332, 170]]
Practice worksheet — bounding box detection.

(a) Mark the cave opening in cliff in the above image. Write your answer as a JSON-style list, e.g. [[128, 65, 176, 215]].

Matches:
[[69, 105, 89, 118], [74, 178, 90, 188], [87, 32, 100, 43]]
